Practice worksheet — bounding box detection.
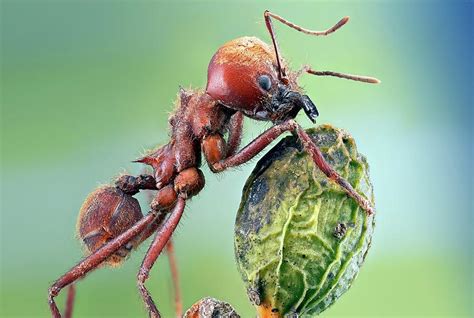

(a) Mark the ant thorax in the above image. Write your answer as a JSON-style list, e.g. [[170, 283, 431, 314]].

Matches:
[[138, 88, 232, 185]]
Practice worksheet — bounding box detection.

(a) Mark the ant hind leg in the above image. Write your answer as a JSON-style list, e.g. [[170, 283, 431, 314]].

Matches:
[[48, 211, 158, 318], [166, 240, 182, 317], [63, 284, 75, 318]]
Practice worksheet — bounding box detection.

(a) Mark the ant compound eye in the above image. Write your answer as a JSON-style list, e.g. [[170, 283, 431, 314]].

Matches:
[[257, 74, 272, 91]]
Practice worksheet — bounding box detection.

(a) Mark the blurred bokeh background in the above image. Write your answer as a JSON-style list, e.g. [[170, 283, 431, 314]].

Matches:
[[1, 1, 472, 317]]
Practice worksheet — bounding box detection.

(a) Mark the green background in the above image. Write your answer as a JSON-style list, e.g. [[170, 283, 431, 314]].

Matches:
[[1, 1, 472, 317]]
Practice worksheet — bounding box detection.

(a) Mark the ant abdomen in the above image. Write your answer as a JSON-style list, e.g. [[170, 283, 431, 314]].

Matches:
[[76, 186, 143, 266]]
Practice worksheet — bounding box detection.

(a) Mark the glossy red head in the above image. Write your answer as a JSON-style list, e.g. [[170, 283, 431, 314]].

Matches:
[[206, 37, 278, 117], [206, 37, 307, 122]]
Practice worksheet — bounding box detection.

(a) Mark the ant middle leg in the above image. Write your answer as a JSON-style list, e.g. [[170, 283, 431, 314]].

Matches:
[[136, 167, 203, 318], [142, 181, 182, 317], [137, 198, 186, 318]]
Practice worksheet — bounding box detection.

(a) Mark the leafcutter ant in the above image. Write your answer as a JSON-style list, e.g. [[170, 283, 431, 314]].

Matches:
[[48, 10, 379, 318]]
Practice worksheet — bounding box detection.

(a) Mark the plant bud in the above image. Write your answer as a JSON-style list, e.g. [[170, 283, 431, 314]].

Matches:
[[184, 297, 240, 318]]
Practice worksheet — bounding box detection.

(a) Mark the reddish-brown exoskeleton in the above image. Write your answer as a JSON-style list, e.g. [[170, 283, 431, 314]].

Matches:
[[48, 11, 379, 318]]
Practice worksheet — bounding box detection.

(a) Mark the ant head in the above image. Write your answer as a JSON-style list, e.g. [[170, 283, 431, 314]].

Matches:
[[206, 36, 309, 123], [206, 11, 380, 124]]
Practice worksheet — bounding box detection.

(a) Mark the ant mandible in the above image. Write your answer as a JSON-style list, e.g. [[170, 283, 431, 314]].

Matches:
[[48, 10, 379, 318]]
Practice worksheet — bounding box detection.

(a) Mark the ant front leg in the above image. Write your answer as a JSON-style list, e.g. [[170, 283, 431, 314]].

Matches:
[[208, 120, 374, 215], [293, 125, 374, 214]]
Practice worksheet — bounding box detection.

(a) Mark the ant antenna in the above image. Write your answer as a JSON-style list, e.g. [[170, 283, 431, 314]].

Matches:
[[264, 10, 349, 81], [307, 68, 381, 84]]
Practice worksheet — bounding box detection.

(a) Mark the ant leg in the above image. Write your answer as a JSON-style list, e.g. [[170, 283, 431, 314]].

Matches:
[[166, 240, 182, 317], [134, 226, 183, 317], [226, 111, 244, 157], [48, 211, 158, 318], [212, 120, 298, 172], [211, 120, 374, 215], [63, 285, 75, 318], [137, 198, 186, 318], [143, 185, 182, 316], [293, 124, 374, 215]]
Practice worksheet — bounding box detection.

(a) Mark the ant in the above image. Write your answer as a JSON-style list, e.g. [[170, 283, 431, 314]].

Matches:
[[48, 10, 379, 318]]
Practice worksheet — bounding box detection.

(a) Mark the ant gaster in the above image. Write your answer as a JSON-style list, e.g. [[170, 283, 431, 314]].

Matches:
[[48, 11, 379, 318]]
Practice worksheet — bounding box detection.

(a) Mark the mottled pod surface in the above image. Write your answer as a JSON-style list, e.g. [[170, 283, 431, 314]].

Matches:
[[235, 124, 375, 317], [184, 297, 240, 318]]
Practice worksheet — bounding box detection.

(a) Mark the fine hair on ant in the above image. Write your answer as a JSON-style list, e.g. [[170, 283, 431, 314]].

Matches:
[[48, 10, 379, 318]]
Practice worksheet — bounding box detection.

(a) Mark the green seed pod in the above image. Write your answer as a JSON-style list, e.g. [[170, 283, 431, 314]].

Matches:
[[234, 124, 375, 317]]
